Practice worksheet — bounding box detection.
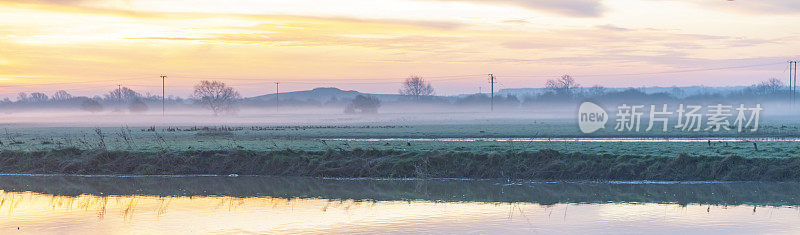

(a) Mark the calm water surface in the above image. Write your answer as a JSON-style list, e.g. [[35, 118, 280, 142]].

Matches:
[[324, 137, 800, 142], [0, 176, 798, 234]]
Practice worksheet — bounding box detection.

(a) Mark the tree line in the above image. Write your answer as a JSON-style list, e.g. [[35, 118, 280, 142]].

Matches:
[[0, 76, 793, 115]]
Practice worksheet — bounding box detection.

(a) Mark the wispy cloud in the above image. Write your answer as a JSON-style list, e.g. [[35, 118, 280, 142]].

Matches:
[[425, 0, 605, 17], [0, 0, 796, 94], [654, 0, 800, 15]]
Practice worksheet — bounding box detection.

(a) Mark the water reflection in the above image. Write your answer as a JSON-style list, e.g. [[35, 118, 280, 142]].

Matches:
[[1, 176, 799, 234], [324, 137, 800, 142]]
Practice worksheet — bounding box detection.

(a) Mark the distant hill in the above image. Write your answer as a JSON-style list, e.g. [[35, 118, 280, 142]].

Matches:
[[245, 85, 755, 102], [247, 87, 404, 102], [497, 86, 749, 98]]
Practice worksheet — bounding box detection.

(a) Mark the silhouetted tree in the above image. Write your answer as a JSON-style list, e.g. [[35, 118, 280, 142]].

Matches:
[[587, 85, 606, 97], [455, 94, 490, 105], [29, 92, 49, 103], [16, 92, 27, 102], [400, 75, 434, 101], [545, 74, 580, 97], [193, 80, 241, 115], [748, 78, 783, 95], [670, 86, 686, 98], [105, 87, 141, 103], [128, 98, 148, 113], [346, 95, 381, 114], [81, 99, 103, 113], [51, 90, 72, 101]]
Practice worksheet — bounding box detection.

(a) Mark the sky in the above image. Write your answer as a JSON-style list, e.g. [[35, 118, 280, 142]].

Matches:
[[0, 0, 799, 98]]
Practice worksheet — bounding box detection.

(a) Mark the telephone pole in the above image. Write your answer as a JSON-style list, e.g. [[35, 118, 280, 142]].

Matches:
[[275, 82, 280, 112], [488, 74, 495, 111], [790, 61, 797, 106], [794, 61, 798, 105], [117, 84, 122, 112], [160, 74, 167, 116], [789, 61, 797, 105]]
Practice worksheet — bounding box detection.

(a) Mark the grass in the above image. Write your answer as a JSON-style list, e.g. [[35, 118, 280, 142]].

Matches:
[[2, 175, 800, 206], [2, 148, 800, 181], [1, 124, 799, 158], [0, 121, 799, 180]]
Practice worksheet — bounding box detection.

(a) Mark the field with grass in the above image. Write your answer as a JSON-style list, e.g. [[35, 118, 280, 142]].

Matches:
[[1, 121, 799, 157], [1, 115, 800, 180]]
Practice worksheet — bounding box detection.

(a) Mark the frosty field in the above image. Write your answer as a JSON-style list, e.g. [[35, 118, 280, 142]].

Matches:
[[0, 114, 799, 180], [1, 118, 799, 158]]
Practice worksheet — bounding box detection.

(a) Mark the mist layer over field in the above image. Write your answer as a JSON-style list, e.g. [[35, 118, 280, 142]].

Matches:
[[1, 90, 799, 180], [0, 100, 797, 129]]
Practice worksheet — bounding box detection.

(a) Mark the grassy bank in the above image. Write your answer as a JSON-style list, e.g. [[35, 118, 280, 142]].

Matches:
[[3, 176, 800, 206], [2, 148, 799, 181]]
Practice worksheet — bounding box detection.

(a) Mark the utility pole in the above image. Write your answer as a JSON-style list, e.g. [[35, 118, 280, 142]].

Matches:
[[275, 82, 280, 112], [789, 61, 797, 105], [488, 74, 495, 111], [791, 61, 797, 106], [161, 74, 167, 116], [117, 84, 122, 112]]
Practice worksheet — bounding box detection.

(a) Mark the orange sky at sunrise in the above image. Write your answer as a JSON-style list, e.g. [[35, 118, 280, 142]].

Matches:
[[0, 0, 798, 98]]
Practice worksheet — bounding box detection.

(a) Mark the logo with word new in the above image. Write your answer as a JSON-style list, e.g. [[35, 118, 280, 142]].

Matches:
[[578, 101, 608, 134]]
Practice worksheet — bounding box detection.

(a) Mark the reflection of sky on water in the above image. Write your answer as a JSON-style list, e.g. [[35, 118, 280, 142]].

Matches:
[[1, 191, 799, 234], [325, 137, 800, 142]]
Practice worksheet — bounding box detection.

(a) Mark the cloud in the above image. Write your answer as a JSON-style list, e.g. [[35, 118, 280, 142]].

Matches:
[[594, 24, 630, 32], [427, 0, 605, 17], [501, 19, 530, 24], [125, 18, 470, 53], [3, 0, 85, 3], [0, 0, 466, 30], [657, 0, 800, 15], [500, 26, 733, 51]]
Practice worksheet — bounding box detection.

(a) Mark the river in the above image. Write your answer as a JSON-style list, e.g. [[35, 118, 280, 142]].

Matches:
[[0, 175, 798, 234]]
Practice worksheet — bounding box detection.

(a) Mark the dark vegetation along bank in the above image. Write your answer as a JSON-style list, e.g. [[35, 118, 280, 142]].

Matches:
[[2, 148, 800, 181], [3, 176, 800, 206]]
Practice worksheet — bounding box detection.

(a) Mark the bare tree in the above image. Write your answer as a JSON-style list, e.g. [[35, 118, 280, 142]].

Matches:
[[29, 92, 49, 103], [670, 86, 686, 98], [16, 92, 28, 102], [105, 87, 141, 103], [193, 80, 241, 115], [81, 99, 103, 113], [128, 98, 149, 113], [545, 74, 580, 96], [399, 75, 434, 101], [52, 90, 72, 101], [345, 95, 381, 114], [587, 85, 606, 97], [754, 78, 783, 95]]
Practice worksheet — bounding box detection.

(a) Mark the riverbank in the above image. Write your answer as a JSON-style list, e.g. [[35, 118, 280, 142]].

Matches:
[[2, 175, 800, 206], [1, 148, 799, 181]]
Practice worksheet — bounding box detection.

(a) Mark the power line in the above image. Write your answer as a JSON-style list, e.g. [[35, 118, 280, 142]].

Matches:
[[167, 73, 486, 82], [0, 61, 790, 99], [0, 61, 781, 89], [499, 62, 785, 78]]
